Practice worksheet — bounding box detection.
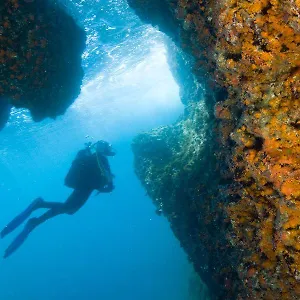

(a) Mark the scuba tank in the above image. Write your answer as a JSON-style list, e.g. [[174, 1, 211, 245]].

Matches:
[[64, 143, 112, 191]]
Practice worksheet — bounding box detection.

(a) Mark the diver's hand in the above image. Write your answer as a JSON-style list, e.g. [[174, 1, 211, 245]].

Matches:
[[105, 171, 115, 184], [101, 182, 115, 193], [105, 172, 115, 183], [106, 182, 115, 191]]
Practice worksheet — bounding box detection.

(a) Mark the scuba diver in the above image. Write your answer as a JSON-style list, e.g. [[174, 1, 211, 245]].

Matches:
[[1, 140, 116, 259]]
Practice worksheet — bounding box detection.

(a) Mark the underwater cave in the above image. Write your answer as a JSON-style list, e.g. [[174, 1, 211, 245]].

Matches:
[[0, 0, 299, 300]]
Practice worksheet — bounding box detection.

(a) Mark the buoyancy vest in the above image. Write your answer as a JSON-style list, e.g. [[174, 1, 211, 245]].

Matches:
[[64, 148, 111, 191]]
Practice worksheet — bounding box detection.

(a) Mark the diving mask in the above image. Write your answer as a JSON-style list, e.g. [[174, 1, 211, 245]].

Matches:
[[90, 140, 116, 156]]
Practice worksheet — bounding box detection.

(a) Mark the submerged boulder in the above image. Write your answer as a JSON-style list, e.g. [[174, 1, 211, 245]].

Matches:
[[0, 0, 86, 127], [130, 0, 300, 299]]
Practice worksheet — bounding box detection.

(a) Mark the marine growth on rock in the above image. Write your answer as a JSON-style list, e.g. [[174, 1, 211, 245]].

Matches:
[[130, 0, 300, 299], [0, 0, 86, 128]]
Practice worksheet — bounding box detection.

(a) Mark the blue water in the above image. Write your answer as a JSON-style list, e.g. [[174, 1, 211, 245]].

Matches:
[[0, 1, 193, 299]]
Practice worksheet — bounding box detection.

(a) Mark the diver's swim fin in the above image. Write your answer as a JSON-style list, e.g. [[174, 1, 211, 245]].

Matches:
[[3, 222, 33, 259], [1, 198, 42, 239]]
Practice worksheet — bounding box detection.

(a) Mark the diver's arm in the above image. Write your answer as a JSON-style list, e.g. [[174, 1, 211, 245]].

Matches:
[[100, 156, 115, 182], [101, 156, 111, 172], [97, 182, 115, 193], [75, 148, 90, 160], [99, 157, 115, 192]]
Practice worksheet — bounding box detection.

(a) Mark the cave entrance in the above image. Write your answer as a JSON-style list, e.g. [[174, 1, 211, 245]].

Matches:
[[70, 26, 184, 140]]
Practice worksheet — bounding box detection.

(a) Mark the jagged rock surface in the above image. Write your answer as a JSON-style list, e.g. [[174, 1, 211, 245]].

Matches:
[[130, 0, 300, 299], [0, 0, 86, 127]]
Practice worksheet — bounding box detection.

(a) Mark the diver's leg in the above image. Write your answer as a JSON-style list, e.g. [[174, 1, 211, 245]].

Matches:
[[1, 196, 75, 239], [0, 197, 68, 239], [1, 197, 44, 239], [28, 205, 68, 228], [35, 189, 93, 211], [3, 189, 93, 258], [35, 199, 66, 210], [30, 189, 93, 227]]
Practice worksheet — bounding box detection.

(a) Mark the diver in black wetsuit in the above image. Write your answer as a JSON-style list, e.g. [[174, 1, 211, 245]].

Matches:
[[1, 140, 116, 258]]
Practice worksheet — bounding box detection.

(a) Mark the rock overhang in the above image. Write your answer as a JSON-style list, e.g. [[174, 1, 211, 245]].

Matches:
[[0, 0, 86, 129]]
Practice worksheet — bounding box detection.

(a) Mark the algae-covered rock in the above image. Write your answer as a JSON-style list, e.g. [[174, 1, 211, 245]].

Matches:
[[130, 0, 300, 299], [0, 0, 86, 126], [188, 269, 211, 300], [132, 102, 238, 299]]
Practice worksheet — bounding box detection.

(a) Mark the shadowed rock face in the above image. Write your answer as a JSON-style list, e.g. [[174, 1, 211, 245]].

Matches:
[[132, 100, 235, 300], [0, 98, 11, 129], [0, 0, 86, 128], [130, 0, 300, 299]]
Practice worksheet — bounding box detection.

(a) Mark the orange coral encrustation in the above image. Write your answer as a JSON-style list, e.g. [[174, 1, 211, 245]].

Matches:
[[155, 0, 299, 298], [206, 0, 299, 298], [129, 0, 299, 298]]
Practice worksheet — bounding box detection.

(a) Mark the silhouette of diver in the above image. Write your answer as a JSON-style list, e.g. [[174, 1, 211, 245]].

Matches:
[[1, 140, 115, 258]]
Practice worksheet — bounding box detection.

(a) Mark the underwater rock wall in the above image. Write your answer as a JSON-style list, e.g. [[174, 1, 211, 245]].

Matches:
[[132, 101, 226, 298], [0, 0, 86, 128], [165, 39, 205, 106], [130, 0, 300, 299]]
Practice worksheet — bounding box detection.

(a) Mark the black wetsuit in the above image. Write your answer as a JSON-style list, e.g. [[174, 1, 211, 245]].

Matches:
[[31, 148, 114, 227], [1, 147, 114, 258]]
